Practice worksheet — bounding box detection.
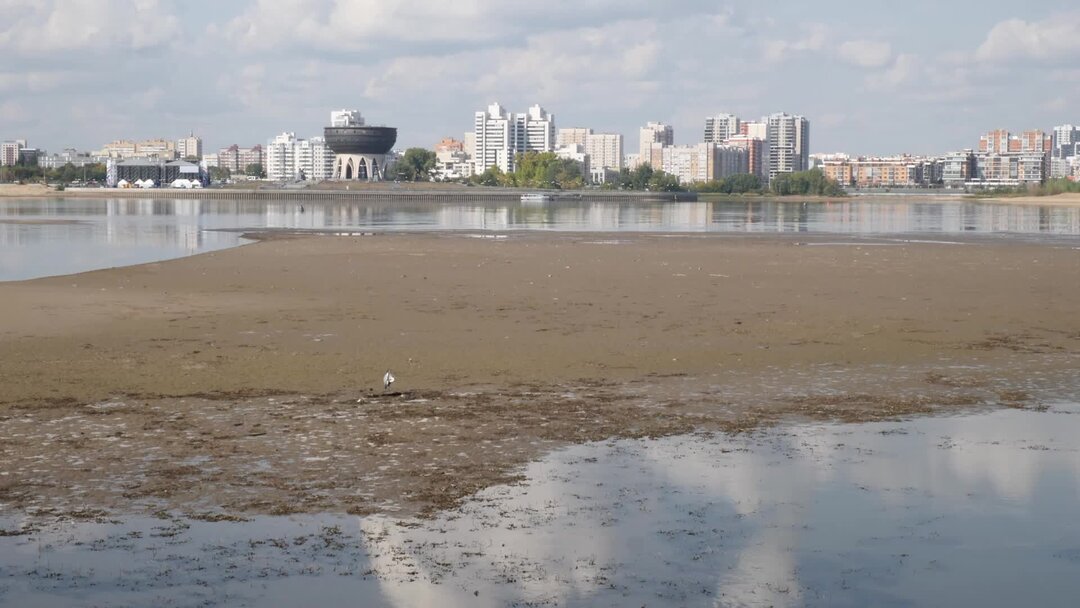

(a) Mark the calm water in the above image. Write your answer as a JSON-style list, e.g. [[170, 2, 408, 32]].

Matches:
[[2, 404, 1079, 607], [1, 196, 1079, 280]]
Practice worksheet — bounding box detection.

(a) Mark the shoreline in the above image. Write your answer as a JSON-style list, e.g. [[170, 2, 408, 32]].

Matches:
[[1, 232, 1078, 517]]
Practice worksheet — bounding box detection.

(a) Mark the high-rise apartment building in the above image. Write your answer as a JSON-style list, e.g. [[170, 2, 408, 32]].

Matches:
[[725, 135, 764, 180], [556, 128, 592, 148], [585, 132, 624, 171], [661, 144, 748, 184], [764, 113, 810, 181], [265, 133, 333, 181], [639, 122, 673, 169], [473, 102, 556, 174], [558, 128, 624, 172], [704, 114, 741, 144], [331, 110, 364, 127], [177, 133, 203, 160], [1051, 124, 1080, 178], [1, 140, 23, 166]]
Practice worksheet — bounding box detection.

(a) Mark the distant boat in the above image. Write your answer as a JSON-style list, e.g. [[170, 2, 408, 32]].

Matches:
[[520, 193, 555, 204]]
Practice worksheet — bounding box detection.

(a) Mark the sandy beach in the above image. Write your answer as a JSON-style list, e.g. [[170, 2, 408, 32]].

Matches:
[[1, 232, 1078, 518]]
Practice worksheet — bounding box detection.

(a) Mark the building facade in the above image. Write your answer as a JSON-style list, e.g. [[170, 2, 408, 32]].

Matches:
[[217, 144, 264, 174], [472, 102, 556, 174], [265, 133, 333, 182], [704, 113, 741, 144], [177, 133, 203, 160], [764, 113, 810, 182], [1, 141, 23, 166], [96, 139, 178, 160], [638, 122, 674, 169]]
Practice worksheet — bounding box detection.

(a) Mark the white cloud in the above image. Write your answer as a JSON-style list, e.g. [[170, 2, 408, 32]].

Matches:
[[975, 14, 1080, 61], [866, 53, 918, 90], [0, 0, 180, 52], [763, 23, 829, 63], [837, 40, 893, 68], [365, 20, 663, 103]]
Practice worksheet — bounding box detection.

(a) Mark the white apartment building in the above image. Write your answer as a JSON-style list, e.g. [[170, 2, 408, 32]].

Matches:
[[558, 128, 624, 172], [265, 132, 333, 181], [557, 128, 592, 148], [1051, 124, 1080, 178], [1, 140, 23, 166], [704, 113, 741, 144], [661, 143, 749, 184], [473, 102, 556, 174], [177, 133, 203, 160], [586, 132, 624, 171], [764, 113, 810, 182], [331, 109, 364, 127], [638, 122, 674, 168]]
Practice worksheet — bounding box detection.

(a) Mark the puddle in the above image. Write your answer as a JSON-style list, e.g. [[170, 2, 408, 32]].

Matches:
[[3, 404, 1080, 606]]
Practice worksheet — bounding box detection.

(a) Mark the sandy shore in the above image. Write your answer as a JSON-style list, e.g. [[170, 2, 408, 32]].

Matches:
[[1, 233, 1078, 518], [979, 192, 1080, 206]]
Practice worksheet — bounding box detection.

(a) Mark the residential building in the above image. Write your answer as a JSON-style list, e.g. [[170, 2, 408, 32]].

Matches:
[[725, 135, 764, 180], [265, 132, 332, 181], [2, 140, 25, 166], [661, 143, 748, 184], [331, 109, 364, 127], [1050, 125, 1080, 178], [556, 128, 592, 148], [742, 121, 767, 140], [942, 150, 977, 187], [38, 149, 100, 169], [638, 122, 673, 168], [585, 132, 624, 171], [472, 102, 556, 174], [704, 113, 741, 144], [822, 159, 854, 186], [764, 113, 810, 182], [435, 138, 464, 153], [217, 144, 264, 174], [177, 133, 203, 160], [96, 138, 177, 160], [522, 104, 555, 153]]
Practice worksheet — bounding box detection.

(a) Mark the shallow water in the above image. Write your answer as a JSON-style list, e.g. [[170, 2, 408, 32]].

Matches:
[[2, 196, 1079, 280], [3, 403, 1079, 607]]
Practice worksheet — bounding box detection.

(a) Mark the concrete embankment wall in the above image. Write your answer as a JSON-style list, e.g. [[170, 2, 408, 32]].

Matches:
[[56, 188, 698, 203]]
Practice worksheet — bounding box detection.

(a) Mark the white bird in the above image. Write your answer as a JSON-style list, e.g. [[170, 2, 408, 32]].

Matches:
[[383, 370, 395, 391]]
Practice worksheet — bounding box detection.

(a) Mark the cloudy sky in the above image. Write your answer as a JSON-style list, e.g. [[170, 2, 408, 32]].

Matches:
[[2, 0, 1078, 157]]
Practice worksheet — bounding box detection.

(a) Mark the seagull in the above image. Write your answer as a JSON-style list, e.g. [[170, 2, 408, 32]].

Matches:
[[383, 370, 395, 391]]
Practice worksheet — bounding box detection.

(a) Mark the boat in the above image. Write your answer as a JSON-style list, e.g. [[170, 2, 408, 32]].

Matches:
[[520, 193, 555, 204]]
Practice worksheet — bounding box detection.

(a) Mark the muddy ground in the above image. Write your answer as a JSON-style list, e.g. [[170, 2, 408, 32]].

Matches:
[[0, 233, 1077, 519]]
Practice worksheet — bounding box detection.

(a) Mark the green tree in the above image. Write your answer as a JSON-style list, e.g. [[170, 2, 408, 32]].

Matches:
[[245, 163, 265, 178], [769, 169, 845, 197], [209, 166, 232, 182], [394, 148, 437, 181]]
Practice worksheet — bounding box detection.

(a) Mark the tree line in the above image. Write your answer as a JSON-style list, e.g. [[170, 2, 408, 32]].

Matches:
[[0, 163, 107, 185]]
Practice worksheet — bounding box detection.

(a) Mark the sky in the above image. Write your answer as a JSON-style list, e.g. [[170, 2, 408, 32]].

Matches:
[[2, 0, 1079, 157]]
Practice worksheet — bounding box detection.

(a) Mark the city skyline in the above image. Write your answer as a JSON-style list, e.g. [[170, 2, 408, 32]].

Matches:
[[2, 1, 1080, 156]]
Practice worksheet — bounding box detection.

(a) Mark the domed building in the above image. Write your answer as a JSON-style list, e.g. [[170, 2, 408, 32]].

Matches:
[[324, 110, 398, 181]]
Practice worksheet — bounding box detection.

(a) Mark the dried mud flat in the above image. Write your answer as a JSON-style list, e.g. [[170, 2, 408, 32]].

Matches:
[[1, 233, 1078, 523]]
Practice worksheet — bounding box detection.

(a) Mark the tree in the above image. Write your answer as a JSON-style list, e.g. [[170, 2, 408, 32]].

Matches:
[[394, 148, 437, 181], [245, 163, 265, 178], [210, 166, 231, 183], [769, 169, 845, 197]]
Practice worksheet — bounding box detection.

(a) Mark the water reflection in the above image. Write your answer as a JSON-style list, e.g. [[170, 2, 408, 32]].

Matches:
[[2, 405, 1079, 607], [2, 197, 1080, 281]]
